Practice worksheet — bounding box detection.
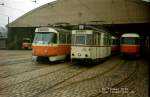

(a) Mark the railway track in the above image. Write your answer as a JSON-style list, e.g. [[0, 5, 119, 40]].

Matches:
[[0, 62, 33, 78], [0, 50, 143, 97], [34, 58, 123, 97], [0, 58, 121, 97], [0, 62, 72, 89], [0, 55, 31, 63], [35, 60, 137, 97], [94, 61, 138, 97], [112, 62, 138, 88], [0, 50, 31, 58], [0, 54, 31, 60], [105, 60, 148, 97], [129, 60, 149, 97], [0, 63, 88, 97], [0, 62, 53, 78], [0, 58, 31, 66], [53, 59, 123, 90]]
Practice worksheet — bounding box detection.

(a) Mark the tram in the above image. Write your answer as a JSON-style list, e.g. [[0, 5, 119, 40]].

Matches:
[[71, 25, 111, 62], [120, 33, 140, 57], [32, 27, 71, 62], [22, 38, 32, 50], [111, 36, 119, 54]]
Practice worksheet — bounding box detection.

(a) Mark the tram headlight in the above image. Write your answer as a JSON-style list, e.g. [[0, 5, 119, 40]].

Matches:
[[85, 54, 88, 57], [78, 53, 81, 56], [72, 53, 75, 56]]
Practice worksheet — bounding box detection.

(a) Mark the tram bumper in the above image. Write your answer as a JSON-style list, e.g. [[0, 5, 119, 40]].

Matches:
[[71, 46, 90, 59]]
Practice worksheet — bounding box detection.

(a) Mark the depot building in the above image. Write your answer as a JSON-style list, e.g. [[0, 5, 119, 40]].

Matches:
[[7, 0, 150, 49]]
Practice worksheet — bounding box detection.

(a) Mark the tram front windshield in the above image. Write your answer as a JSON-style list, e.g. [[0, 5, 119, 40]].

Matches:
[[76, 35, 86, 44], [121, 37, 139, 45], [72, 34, 92, 45], [23, 39, 31, 43], [33, 32, 57, 44]]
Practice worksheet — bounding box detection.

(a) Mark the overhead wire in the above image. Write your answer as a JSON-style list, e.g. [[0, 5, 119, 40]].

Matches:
[[0, 0, 57, 26], [0, 0, 41, 13], [31, 0, 40, 5], [0, 0, 40, 26], [0, 3, 26, 13]]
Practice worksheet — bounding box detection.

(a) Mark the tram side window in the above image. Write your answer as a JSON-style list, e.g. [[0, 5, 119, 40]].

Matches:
[[93, 32, 97, 45], [99, 33, 103, 45], [106, 35, 108, 45], [92, 34, 94, 45], [59, 32, 66, 44], [103, 34, 107, 46], [115, 39, 118, 45], [95, 32, 100, 45], [105, 34, 108, 45], [76, 35, 85, 44], [108, 35, 111, 45], [71, 34, 75, 44], [106, 34, 111, 45], [95, 33, 98, 45], [67, 33, 71, 44], [86, 34, 92, 45], [105, 38, 108, 45], [92, 34, 95, 45], [109, 38, 111, 45], [99, 33, 101, 45], [112, 39, 116, 45], [107, 38, 109, 45], [98, 33, 101, 45], [64, 33, 67, 43]]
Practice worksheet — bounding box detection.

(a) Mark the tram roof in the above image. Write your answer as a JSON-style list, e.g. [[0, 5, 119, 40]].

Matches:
[[35, 26, 70, 33], [121, 33, 140, 37], [73, 25, 110, 32], [111, 36, 118, 39]]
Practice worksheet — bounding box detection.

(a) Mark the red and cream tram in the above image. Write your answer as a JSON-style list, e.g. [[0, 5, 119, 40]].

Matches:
[[111, 36, 119, 54], [32, 27, 71, 62], [120, 33, 140, 57], [22, 38, 32, 50]]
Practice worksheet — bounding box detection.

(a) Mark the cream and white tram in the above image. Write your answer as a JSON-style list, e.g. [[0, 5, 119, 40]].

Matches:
[[71, 25, 111, 62], [32, 27, 71, 62]]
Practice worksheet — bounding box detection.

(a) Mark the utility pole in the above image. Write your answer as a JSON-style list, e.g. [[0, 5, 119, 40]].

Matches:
[[8, 17, 10, 26], [32, 0, 37, 3]]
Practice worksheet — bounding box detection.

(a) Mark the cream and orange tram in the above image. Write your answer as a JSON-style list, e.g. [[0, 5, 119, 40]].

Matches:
[[120, 33, 140, 57], [32, 27, 71, 62], [71, 25, 111, 62]]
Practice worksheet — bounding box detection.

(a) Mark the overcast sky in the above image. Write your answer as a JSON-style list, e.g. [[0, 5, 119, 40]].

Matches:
[[0, 0, 56, 27], [0, 0, 149, 27]]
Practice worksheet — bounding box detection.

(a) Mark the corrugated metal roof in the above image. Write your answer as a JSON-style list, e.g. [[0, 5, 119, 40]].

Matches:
[[8, 0, 150, 27]]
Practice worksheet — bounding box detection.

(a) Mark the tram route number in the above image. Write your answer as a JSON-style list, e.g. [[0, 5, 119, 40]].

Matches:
[[101, 87, 135, 94]]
